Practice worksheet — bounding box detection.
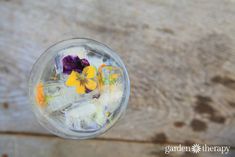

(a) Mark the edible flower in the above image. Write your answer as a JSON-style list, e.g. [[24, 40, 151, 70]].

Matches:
[[66, 66, 97, 94], [98, 64, 120, 90], [35, 82, 47, 108], [62, 55, 90, 74]]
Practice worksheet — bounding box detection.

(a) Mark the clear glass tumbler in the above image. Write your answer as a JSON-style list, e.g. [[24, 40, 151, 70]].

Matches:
[[28, 38, 130, 139]]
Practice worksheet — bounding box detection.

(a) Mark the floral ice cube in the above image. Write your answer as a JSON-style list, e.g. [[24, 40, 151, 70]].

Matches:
[[98, 65, 123, 86]]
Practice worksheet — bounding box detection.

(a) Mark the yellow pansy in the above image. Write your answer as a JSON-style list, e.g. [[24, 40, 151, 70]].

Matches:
[[66, 66, 97, 94]]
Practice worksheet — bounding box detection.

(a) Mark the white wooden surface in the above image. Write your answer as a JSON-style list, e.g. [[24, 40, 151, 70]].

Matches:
[[0, 0, 235, 156]]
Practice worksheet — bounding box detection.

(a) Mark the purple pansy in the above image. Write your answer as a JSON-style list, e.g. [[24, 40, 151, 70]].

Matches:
[[62, 55, 90, 74]]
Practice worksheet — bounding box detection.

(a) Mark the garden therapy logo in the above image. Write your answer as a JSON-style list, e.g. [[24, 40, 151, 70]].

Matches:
[[165, 144, 230, 154]]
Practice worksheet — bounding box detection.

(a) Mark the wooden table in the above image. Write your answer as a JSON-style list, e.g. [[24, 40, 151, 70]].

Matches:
[[0, 0, 235, 156]]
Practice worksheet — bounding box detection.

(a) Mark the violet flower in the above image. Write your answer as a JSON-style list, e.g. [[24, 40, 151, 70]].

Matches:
[[62, 55, 90, 74]]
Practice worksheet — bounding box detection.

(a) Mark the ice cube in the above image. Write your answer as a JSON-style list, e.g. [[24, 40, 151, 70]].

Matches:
[[65, 102, 102, 131], [98, 65, 123, 86], [98, 84, 124, 113], [62, 99, 110, 131], [59, 47, 87, 59], [43, 82, 80, 112], [43, 81, 101, 114], [54, 55, 63, 74]]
